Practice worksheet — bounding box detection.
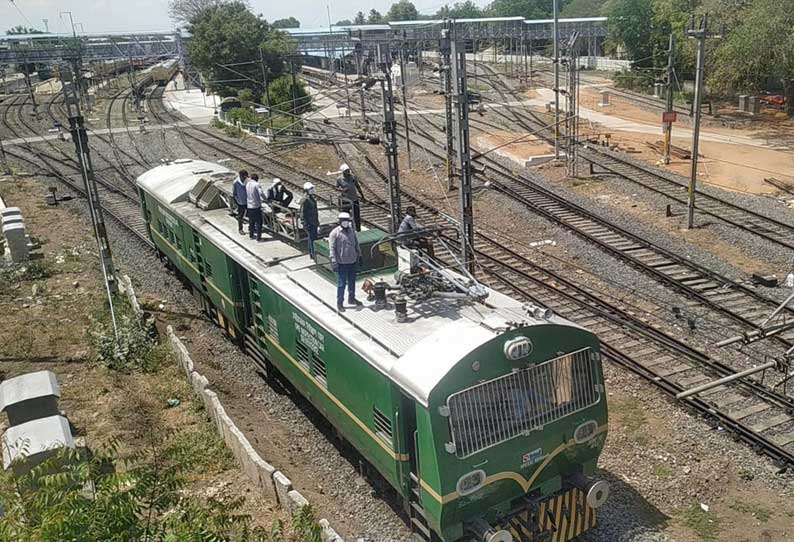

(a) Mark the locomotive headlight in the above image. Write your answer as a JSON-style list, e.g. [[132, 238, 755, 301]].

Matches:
[[456, 469, 486, 496], [503, 336, 532, 361], [574, 420, 598, 444]]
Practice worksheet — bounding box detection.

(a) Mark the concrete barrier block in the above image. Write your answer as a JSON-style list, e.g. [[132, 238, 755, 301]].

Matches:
[[252, 456, 277, 499], [190, 371, 209, 394], [166, 328, 193, 377], [120, 275, 143, 320], [286, 489, 309, 515], [2, 415, 74, 475], [0, 370, 60, 426], [273, 470, 293, 508], [319, 519, 344, 542], [201, 389, 218, 416]]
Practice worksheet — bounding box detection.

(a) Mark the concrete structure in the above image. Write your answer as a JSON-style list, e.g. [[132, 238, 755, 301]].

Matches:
[[2, 415, 74, 475], [0, 370, 61, 426], [2, 220, 28, 262]]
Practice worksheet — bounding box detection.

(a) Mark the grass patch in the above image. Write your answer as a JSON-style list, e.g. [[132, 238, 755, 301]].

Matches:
[[613, 398, 648, 443], [729, 501, 771, 523], [168, 423, 235, 475], [0, 260, 53, 293], [653, 464, 673, 479], [681, 502, 720, 541]]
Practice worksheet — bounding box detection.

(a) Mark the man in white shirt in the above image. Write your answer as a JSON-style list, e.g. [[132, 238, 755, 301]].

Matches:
[[246, 174, 264, 241]]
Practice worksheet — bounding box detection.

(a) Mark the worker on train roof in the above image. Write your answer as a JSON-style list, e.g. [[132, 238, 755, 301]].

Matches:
[[328, 211, 362, 312]]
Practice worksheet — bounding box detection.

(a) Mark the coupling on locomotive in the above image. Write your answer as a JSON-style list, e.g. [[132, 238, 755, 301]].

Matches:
[[137, 159, 609, 542]]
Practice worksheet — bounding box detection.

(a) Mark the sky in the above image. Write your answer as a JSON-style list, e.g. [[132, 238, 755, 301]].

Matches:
[[1, 0, 490, 34]]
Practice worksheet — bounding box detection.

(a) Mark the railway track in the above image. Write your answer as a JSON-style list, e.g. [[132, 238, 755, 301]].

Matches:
[[475, 61, 794, 254], [0, 93, 151, 247]]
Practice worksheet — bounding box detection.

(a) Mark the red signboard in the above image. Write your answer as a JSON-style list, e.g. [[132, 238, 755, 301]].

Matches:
[[662, 111, 677, 123]]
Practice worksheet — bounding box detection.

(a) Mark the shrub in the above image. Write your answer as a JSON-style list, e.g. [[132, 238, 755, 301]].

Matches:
[[0, 439, 268, 542], [88, 311, 157, 373]]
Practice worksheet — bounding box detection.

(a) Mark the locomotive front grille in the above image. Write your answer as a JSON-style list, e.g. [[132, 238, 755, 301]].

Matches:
[[447, 348, 600, 458]]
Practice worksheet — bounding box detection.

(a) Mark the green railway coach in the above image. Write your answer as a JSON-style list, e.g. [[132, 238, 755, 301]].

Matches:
[[137, 160, 610, 542]]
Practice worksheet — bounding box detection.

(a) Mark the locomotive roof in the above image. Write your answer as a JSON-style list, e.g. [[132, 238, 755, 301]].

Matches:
[[137, 160, 587, 406]]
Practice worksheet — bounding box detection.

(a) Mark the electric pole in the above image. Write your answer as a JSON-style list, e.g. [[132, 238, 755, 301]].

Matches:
[[663, 34, 675, 165], [379, 46, 402, 233], [259, 47, 274, 140], [686, 15, 720, 230], [58, 64, 120, 345], [553, 0, 560, 159], [0, 132, 10, 175], [450, 28, 475, 273], [399, 42, 412, 169], [440, 22, 455, 191]]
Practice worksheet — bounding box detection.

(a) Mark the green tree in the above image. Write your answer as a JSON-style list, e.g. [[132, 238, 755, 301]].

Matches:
[[335, 19, 353, 25], [168, 0, 228, 25], [387, 0, 420, 21], [436, 1, 483, 18], [187, 1, 292, 99], [560, 0, 607, 18], [367, 9, 385, 23], [603, 0, 657, 66], [269, 74, 311, 115], [485, 0, 551, 19], [354, 11, 367, 24], [6, 25, 44, 35], [272, 16, 300, 28], [711, 0, 794, 115]]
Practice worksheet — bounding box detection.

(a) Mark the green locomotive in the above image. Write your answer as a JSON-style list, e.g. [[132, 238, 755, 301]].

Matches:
[[137, 160, 609, 542]]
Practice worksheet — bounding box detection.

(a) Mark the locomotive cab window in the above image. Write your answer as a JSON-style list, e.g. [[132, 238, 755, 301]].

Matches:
[[446, 348, 600, 458]]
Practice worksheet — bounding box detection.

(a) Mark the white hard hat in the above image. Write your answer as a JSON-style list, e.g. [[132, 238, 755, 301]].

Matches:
[[340, 163, 350, 172], [303, 182, 314, 190], [272, 177, 282, 185], [338, 212, 351, 220]]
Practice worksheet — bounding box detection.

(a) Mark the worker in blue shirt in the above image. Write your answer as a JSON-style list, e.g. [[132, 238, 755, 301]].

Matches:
[[232, 170, 248, 234]]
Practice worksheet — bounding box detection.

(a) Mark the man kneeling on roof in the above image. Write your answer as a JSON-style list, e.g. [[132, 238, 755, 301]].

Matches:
[[266, 178, 293, 210], [397, 206, 434, 257]]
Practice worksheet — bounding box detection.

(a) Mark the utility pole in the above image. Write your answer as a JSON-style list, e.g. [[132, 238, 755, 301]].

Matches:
[[662, 33, 675, 165], [60, 64, 120, 342], [379, 45, 402, 233], [289, 59, 298, 114], [686, 15, 720, 230], [399, 43, 412, 169], [43, 18, 49, 33], [440, 21, 455, 191], [0, 132, 10, 175], [553, 0, 560, 159], [258, 47, 274, 140], [450, 29, 475, 274]]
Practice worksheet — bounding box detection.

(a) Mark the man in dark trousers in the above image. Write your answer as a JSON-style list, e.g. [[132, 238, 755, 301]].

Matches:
[[300, 182, 319, 259], [266, 178, 293, 209], [232, 170, 248, 234], [336, 163, 363, 231], [245, 174, 264, 241], [328, 212, 362, 312]]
